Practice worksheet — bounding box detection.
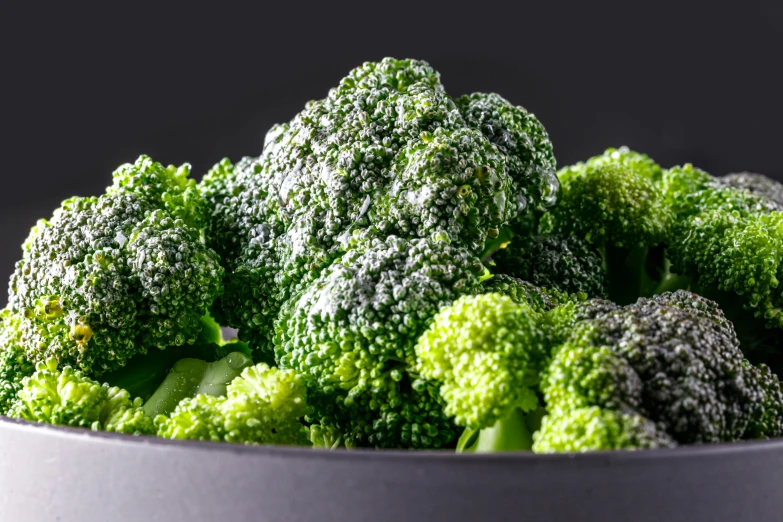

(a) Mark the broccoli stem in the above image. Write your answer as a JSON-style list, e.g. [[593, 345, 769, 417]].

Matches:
[[457, 406, 539, 453], [102, 314, 231, 402], [142, 352, 254, 417]]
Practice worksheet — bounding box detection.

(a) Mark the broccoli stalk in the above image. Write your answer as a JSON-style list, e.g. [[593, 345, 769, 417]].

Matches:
[[457, 407, 545, 453], [142, 352, 254, 417]]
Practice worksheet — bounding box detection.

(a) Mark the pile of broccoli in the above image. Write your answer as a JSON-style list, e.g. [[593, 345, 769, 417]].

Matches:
[[2, 57, 782, 454]]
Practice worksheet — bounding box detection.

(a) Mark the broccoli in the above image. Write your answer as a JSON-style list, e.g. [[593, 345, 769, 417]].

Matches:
[[492, 234, 607, 298], [533, 407, 675, 452], [540, 147, 677, 304], [200, 57, 557, 354], [8, 358, 154, 435], [7, 156, 224, 375], [414, 293, 545, 430], [4, 58, 783, 457], [274, 235, 484, 449], [155, 362, 311, 446], [664, 166, 783, 359], [439, 290, 778, 453]]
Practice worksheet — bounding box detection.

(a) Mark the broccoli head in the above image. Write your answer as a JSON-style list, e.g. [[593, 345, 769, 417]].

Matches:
[[414, 293, 545, 430], [541, 147, 675, 304], [665, 166, 783, 338], [200, 57, 556, 351], [274, 235, 484, 448], [7, 156, 223, 375]]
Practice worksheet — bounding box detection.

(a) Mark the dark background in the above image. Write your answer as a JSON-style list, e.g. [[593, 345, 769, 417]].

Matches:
[[1, 1, 782, 301]]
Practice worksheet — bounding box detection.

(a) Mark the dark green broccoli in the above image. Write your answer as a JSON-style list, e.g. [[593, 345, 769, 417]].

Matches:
[[155, 362, 311, 446], [200, 57, 556, 353], [7, 156, 224, 375], [492, 234, 607, 298], [274, 235, 484, 449], [8, 358, 154, 435]]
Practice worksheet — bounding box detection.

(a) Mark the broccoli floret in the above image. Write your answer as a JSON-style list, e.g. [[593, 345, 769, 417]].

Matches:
[[455, 92, 559, 222], [156, 362, 310, 446], [665, 166, 783, 342], [492, 234, 607, 298], [7, 156, 223, 375], [547, 291, 765, 444], [8, 358, 154, 435], [201, 57, 556, 352], [415, 293, 545, 430], [274, 235, 484, 448], [541, 147, 676, 304], [533, 407, 675, 453]]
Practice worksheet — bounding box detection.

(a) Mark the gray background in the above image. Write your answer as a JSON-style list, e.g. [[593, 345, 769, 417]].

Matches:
[[2, 1, 782, 302]]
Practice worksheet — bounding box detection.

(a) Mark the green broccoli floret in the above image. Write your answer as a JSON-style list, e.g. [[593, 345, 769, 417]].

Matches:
[[665, 166, 783, 354], [492, 234, 607, 298], [200, 57, 556, 353], [7, 156, 224, 375], [541, 147, 677, 304], [156, 362, 310, 446], [533, 407, 675, 452], [8, 358, 154, 435], [415, 293, 545, 430], [274, 235, 484, 449]]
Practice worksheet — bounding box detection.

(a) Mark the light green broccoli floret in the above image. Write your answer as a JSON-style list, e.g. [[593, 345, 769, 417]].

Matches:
[[533, 407, 675, 453], [156, 363, 311, 446], [415, 293, 545, 430], [8, 358, 154, 435]]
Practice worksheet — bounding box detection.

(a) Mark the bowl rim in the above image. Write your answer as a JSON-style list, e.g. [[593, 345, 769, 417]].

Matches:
[[4, 415, 783, 463]]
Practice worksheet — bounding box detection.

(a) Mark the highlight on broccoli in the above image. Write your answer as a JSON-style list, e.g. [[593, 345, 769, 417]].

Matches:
[[1, 58, 783, 457]]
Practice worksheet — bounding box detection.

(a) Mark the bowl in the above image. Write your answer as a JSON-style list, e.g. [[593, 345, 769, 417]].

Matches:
[[1, 416, 781, 522]]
